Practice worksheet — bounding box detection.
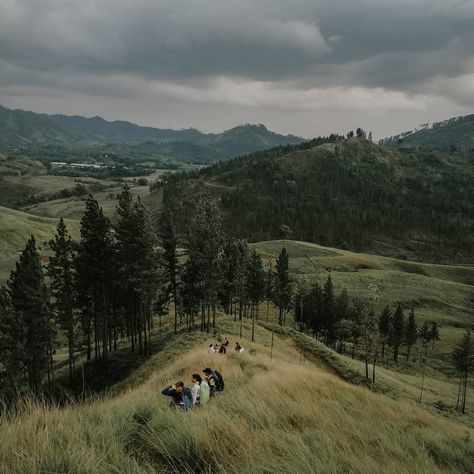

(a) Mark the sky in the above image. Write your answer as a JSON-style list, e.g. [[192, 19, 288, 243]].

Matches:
[[1, 0, 474, 139]]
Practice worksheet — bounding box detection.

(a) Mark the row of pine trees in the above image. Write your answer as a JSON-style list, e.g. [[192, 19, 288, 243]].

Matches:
[[0, 187, 162, 397], [293, 275, 472, 412]]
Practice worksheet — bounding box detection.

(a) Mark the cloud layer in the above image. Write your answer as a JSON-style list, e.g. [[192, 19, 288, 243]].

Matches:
[[1, 0, 473, 138]]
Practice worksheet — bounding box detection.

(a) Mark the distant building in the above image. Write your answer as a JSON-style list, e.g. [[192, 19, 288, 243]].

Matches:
[[50, 162, 107, 169]]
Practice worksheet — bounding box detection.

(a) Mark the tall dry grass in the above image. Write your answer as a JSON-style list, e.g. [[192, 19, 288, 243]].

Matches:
[[0, 323, 473, 473]]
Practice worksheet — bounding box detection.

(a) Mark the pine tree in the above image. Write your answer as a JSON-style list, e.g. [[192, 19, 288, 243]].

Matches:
[[390, 303, 404, 363], [305, 283, 323, 339], [75, 195, 115, 363], [115, 187, 160, 355], [218, 238, 240, 317], [274, 248, 291, 326], [349, 296, 363, 359], [335, 288, 350, 324], [181, 256, 202, 332], [264, 264, 275, 323], [159, 207, 180, 334], [0, 285, 26, 395], [48, 218, 76, 384], [294, 275, 310, 332], [322, 274, 335, 344], [452, 329, 473, 414], [234, 240, 249, 339], [378, 305, 391, 359], [186, 193, 224, 332], [246, 250, 265, 342], [430, 321, 440, 350], [356, 296, 377, 381], [8, 236, 52, 392], [405, 308, 417, 362], [419, 321, 431, 363]]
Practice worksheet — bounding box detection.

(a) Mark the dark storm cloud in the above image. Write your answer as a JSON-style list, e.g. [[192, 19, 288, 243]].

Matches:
[[0, 0, 472, 88], [0, 0, 473, 138]]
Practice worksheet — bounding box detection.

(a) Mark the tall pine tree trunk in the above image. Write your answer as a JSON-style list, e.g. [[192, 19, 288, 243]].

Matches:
[[207, 304, 211, 333], [251, 304, 255, 342], [462, 372, 468, 414], [456, 373, 463, 410]]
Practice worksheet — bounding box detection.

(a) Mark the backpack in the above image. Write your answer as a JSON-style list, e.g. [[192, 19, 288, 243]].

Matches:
[[214, 370, 225, 392]]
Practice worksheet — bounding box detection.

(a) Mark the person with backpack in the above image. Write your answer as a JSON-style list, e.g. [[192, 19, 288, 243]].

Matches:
[[203, 368, 224, 396], [161, 381, 191, 411]]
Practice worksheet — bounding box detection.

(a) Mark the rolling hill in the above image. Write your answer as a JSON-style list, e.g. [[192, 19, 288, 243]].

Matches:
[[164, 137, 474, 263], [252, 239, 474, 376], [0, 206, 80, 281]]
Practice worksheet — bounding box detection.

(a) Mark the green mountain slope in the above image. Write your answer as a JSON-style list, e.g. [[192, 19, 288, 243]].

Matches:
[[381, 114, 474, 151], [165, 137, 474, 263], [0, 105, 303, 162], [0, 206, 80, 281]]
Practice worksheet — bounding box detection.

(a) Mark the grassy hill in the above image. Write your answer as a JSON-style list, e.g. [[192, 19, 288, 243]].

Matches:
[[252, 239, 474, 375], [381, 114, 474, 151], [166, 137, 474, 263], [0, 319, 472, 473], [0, 207, 80, 281]]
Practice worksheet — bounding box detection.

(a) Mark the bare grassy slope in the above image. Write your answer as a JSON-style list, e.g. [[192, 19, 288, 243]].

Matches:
[[252, 240, 474, 328], [0, 206, 80, 281], [1, 321, 473, 474]]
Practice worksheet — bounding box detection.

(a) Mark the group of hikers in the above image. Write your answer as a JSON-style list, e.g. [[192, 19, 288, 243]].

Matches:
[[208, 337, 244, 354], [161, 367, 225, 411]]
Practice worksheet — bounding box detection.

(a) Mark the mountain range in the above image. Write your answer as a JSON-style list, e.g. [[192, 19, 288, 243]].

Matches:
[[0, 105, 303, 162]]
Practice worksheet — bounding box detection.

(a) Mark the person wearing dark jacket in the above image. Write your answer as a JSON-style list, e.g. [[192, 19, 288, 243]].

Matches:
[[161, 381, 191, 410]]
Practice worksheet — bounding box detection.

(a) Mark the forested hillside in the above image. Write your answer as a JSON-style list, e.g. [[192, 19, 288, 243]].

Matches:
[[163, 136, 474, 263], [381, 114, 474, 151]]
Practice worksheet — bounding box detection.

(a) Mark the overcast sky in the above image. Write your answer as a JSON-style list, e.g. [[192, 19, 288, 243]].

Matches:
[[1, 0, 473, 139]]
